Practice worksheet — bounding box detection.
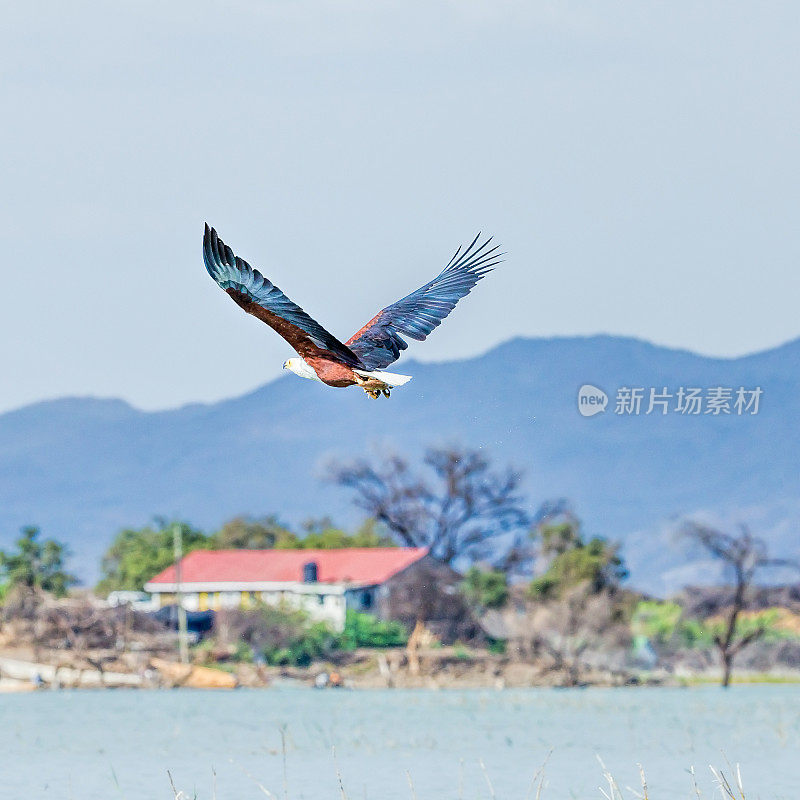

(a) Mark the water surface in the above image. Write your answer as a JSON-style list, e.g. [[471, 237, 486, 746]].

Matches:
[[1, 685, 797, 799]]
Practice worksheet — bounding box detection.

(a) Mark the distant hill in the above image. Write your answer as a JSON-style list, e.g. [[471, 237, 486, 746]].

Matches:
[[1, 335, 798, 593]]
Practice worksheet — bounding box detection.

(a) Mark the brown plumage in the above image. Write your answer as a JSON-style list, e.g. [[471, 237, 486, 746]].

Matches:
[[203, 224, 501, 397]]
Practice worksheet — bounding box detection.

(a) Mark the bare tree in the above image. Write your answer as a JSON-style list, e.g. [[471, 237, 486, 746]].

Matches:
[[500, 584, 628, 686], [328, 446, 537, 568], [682, 521, 798, 687]]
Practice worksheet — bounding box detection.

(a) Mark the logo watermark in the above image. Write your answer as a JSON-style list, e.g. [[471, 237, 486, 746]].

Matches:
[[577, 384, 608, 417], [577, 385, 763, 417]]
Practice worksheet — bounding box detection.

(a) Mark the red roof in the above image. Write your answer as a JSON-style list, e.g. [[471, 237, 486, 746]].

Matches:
[[146, 547, 428, 587]]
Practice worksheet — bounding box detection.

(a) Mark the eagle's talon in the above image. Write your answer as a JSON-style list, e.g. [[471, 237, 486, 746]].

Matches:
[[382, 389, 391, 398]]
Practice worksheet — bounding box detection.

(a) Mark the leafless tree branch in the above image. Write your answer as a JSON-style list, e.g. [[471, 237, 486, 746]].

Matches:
[[328, 445, 538, 568], [681, 520, 799, 687]]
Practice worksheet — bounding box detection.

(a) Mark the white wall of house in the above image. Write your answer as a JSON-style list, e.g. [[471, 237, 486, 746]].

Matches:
[[144, 580, 353, 630], [259, 588, 347, 629]]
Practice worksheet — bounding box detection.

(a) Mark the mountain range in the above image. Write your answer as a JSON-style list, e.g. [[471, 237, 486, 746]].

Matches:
[[1, 335, 798, 593]]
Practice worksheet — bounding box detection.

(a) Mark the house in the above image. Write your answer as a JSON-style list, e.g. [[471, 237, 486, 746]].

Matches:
[[144, 547, 434, 631]]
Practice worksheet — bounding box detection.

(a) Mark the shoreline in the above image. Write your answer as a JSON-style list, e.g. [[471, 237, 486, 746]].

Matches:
[[3, 647, 799, 692]]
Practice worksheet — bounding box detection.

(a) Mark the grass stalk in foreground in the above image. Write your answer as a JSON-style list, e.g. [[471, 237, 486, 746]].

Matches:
[[168, 757, 751, 800]]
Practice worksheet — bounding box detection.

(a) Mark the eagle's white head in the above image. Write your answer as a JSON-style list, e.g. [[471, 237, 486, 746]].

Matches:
[[283, 357, 320, 382]]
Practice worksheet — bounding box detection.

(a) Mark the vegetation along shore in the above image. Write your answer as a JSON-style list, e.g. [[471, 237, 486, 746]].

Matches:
[[2, 446, 798, 692]]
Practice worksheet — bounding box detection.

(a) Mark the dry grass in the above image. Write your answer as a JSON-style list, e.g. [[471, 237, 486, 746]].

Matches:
[[167, 740, 747, 800], [167, 755, 753, 800]]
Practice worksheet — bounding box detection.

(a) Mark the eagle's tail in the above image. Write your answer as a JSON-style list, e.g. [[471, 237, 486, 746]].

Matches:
[[353, 369, 412, 387]]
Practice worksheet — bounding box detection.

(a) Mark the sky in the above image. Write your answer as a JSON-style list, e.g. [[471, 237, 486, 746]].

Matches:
[[1, 1, 798, 414]]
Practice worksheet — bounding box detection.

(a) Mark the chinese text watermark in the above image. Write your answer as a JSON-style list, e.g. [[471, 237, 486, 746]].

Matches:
[[578, 384, 763, 417]]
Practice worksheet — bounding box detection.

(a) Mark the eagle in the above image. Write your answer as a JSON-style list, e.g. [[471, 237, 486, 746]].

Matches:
[[202, 224, 501, 398]]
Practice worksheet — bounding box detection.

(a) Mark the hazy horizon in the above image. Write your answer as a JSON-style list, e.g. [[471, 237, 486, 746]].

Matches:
[[4, 329, 799, 416]]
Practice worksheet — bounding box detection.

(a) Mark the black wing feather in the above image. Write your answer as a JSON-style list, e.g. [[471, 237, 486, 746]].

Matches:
[[203, 225, 362, 367]]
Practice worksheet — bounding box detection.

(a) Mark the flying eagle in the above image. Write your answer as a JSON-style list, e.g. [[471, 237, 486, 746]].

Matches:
[[202, 224, 501, 398]]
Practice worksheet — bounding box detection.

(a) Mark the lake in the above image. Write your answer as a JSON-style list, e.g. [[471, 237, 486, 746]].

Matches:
[[1, 685, 797, 799]]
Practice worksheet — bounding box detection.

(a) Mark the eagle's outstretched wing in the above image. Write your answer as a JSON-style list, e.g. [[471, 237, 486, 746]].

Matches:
[[203, 225, 362, 367], [346, 234, 501, 370]]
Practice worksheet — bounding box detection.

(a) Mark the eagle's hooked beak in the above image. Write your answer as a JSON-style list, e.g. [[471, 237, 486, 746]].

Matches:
[[282, 360, 289, 370]]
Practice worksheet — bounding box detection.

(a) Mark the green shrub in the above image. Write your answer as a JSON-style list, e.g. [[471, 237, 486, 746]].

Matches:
[[702, 609, 788, 645], [217, 603, 340, 667], [632, 600, 684, 643], [487, 639, 507, 655], [678, 617, 714, 648], [218, 606, 407, 666], [461, 567, 509, 609], [528, 575, 558, 599], [528, 523, 628, 600], [632, 600, 718, 648], [233, 640, 254, 662], [453, 642, 470, 660], [263, 620, 338, 667], [340, 610, 407, 649], [630, 600, 793, 650]]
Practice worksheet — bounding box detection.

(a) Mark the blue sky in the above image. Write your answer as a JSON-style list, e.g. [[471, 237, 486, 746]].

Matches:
[[2, 2, 798, 413]]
